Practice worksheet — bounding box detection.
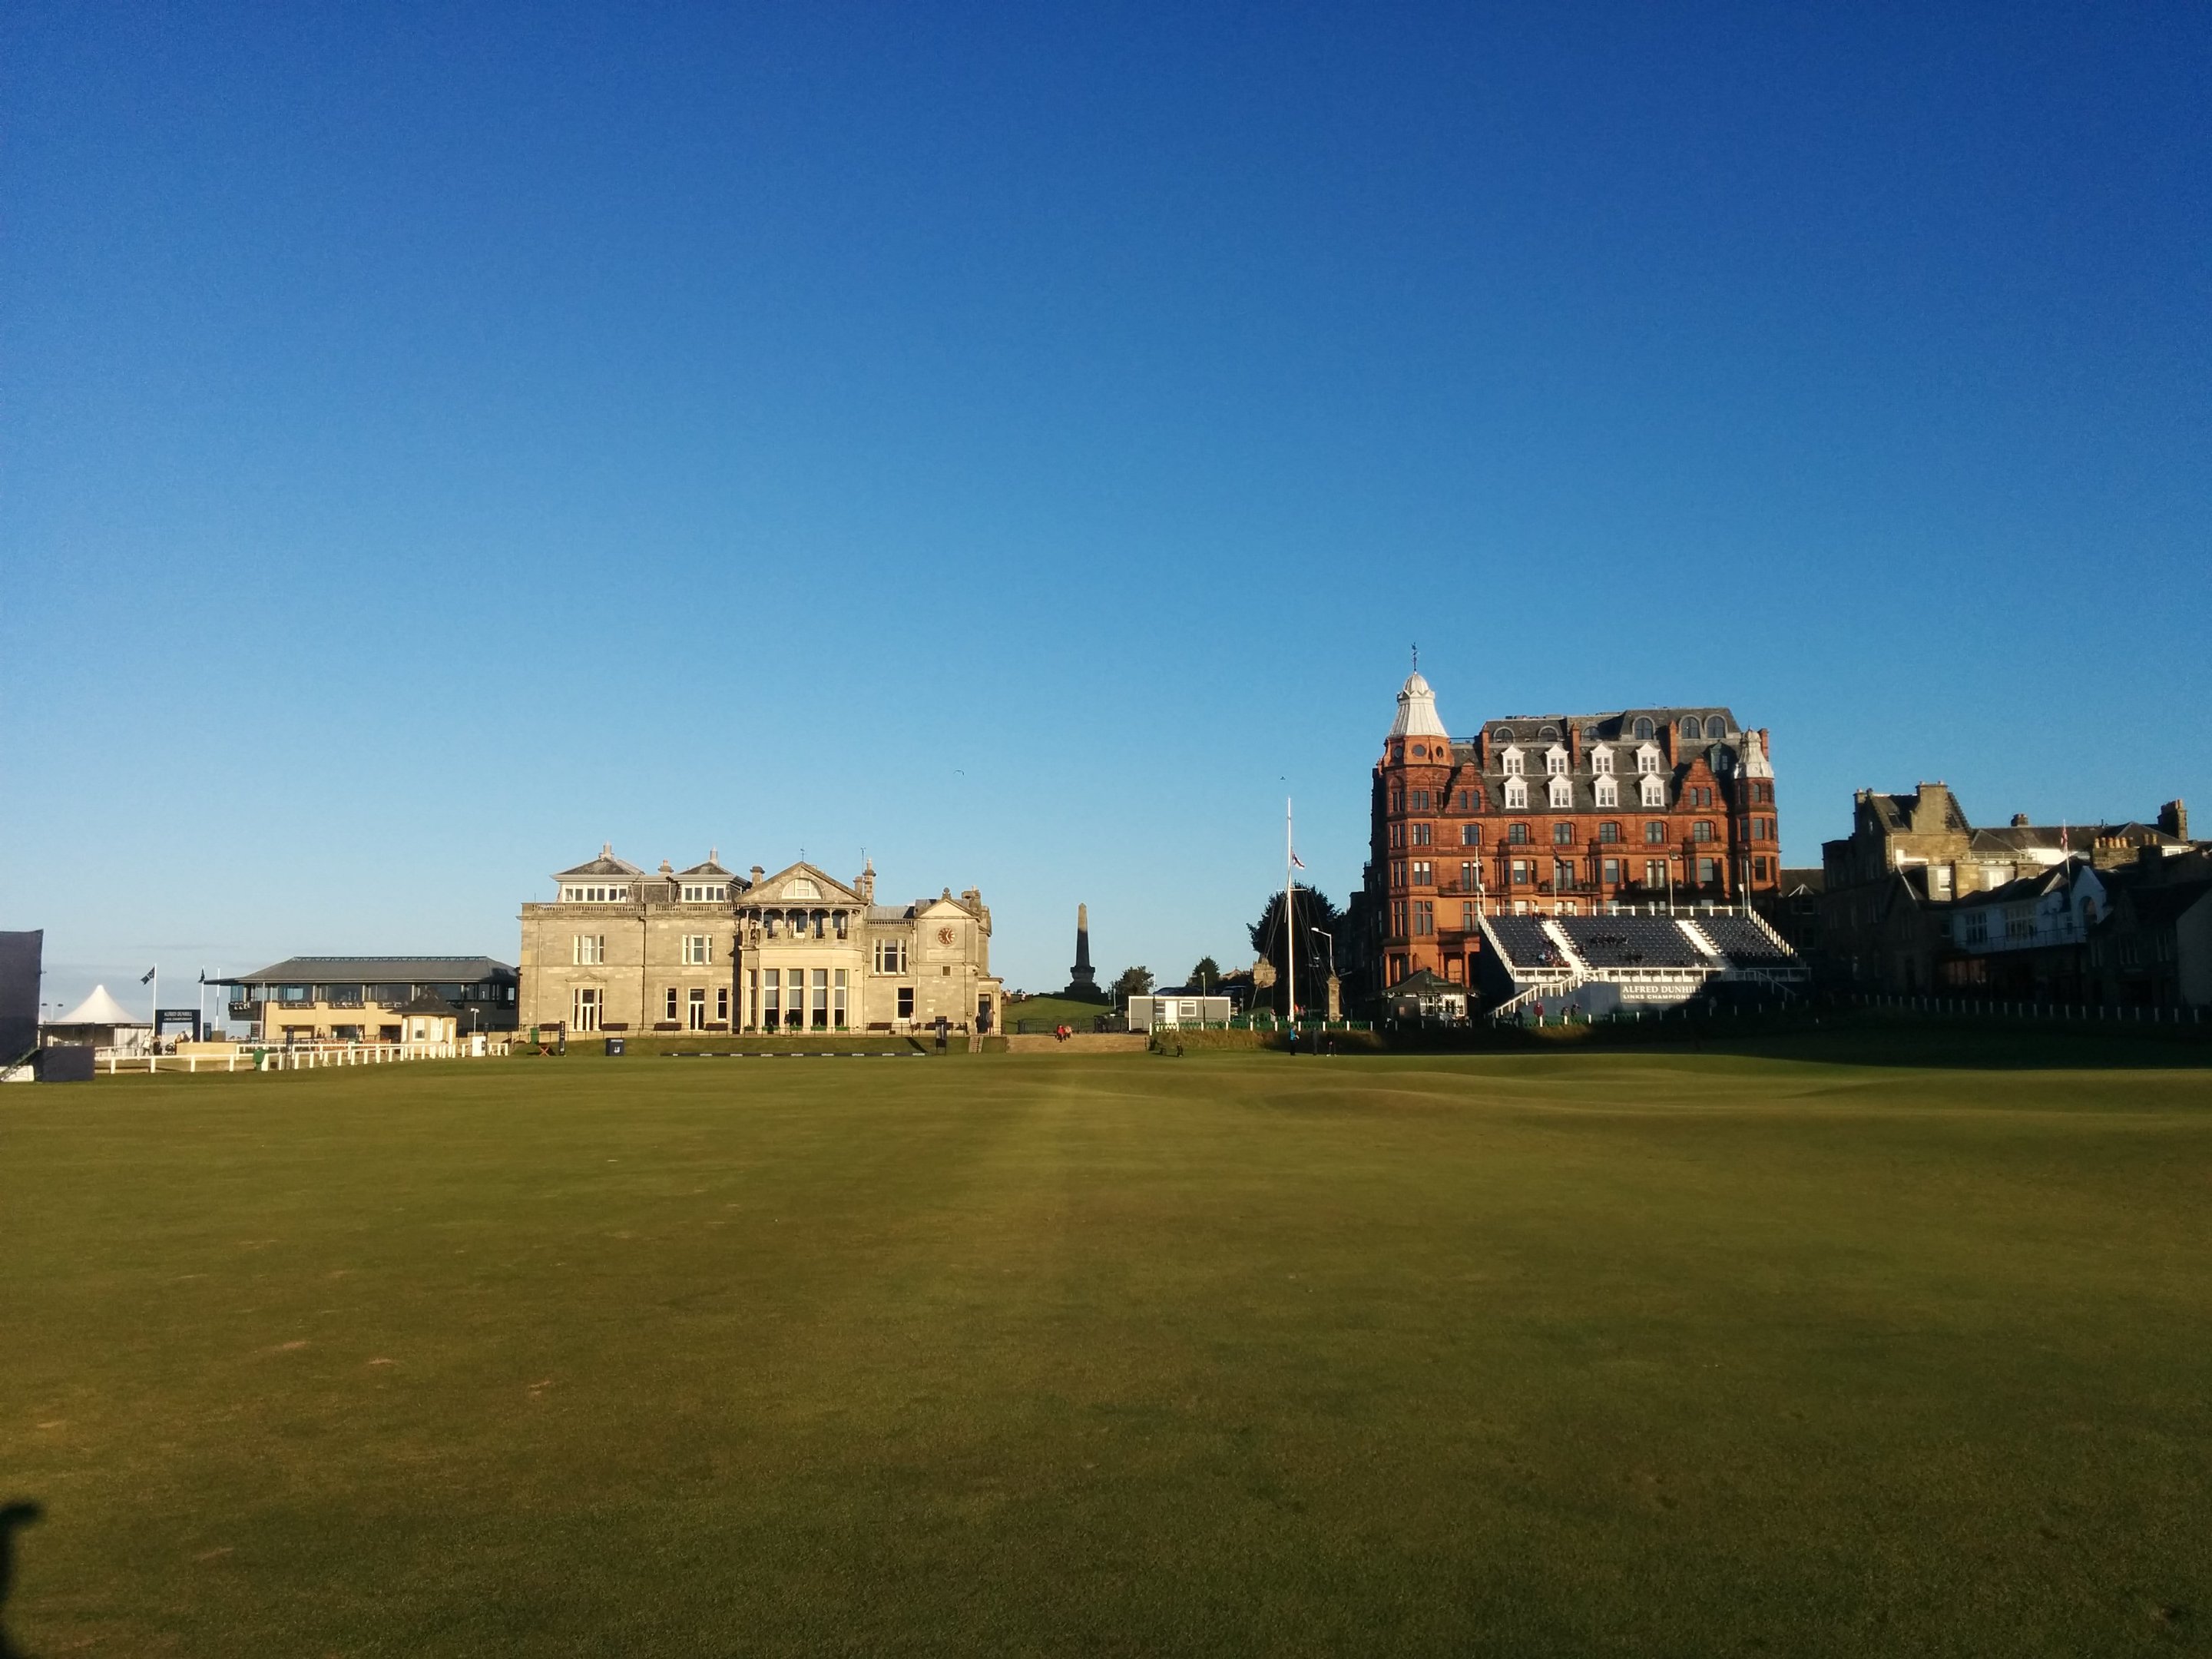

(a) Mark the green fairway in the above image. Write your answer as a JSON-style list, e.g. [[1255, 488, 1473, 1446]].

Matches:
[[6, 1038, 2210, 1655]]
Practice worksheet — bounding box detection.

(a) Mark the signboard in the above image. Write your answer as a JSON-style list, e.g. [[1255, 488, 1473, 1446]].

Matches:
[[155, 1008, 201, 1041]]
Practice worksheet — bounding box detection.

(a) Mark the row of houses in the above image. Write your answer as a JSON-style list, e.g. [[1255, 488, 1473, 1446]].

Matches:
[[1770, 786, 2209, 1007]]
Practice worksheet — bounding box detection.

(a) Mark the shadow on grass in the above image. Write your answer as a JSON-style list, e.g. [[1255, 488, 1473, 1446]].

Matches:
[[0, 1501, 41, 1659], [1496, 1011, 2212, 1072]]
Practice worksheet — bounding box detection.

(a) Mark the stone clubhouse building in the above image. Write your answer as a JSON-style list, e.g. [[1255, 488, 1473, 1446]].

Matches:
[[518, 848, 1003, 1037]]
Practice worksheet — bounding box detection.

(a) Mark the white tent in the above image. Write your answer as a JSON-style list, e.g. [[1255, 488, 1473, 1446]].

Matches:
[[55, 985, 139, 1027], [46, 985, 153, 1056]]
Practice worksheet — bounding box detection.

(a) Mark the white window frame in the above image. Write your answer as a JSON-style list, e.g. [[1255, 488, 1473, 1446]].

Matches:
[[1548, 776, 1572, 809], [573, 934, 605, 965], [1505, 778, 1528, 810], [1594, 777, 1618, 808], [1501, 747, 1525, 777], [682, 934, 713, 965], [571, 986, 601, 1031], [1640, 775, 1666, 808], [1545, 746, 1568, 777], [1591, 747, 1614, 776], [1636, 745, 1662, 775]]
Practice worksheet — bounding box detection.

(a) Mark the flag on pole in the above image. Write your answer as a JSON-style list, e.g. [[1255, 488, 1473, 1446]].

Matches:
[[1290, 851, 1306, 870], [141, 967, 157, 985]]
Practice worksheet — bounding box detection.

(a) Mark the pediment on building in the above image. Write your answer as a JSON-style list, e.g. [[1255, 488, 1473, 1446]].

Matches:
[[748, 863, 860, 906]]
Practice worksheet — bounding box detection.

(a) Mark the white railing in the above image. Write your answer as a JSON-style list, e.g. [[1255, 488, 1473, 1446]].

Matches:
[[93, 1038, 509, 1075]]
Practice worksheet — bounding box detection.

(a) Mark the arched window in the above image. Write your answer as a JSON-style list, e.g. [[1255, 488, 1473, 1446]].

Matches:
[[1538, 724, 1558, 739], [1694, 820, 1714, 842], [1502, 747, 1525, 777], [1545, 746, 1568, 776], [1704, 716, 1724, 739], [1681, 716, 1700, 737], [1634, 717, 1654, 740], [1508, 822, 1530, 845], [1591, 747, 1613, 775], [1594, 777, 1618, 808], [1505, 778, 1528, 810], [1548, 776, 1572, 809], [1640, 774, 1666, 807]]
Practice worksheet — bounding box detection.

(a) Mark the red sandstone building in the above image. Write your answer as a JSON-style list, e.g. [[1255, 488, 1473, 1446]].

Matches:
[[1351, 673, 1783, 992]]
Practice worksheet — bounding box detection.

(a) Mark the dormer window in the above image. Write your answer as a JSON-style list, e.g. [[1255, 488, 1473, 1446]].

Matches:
[[1635, 745, 1661, 776], [1681, 716, 1700, 737], [1640, 774, 1666, 808], [1505, 778, 1528, 810], [1634, 717, 1655, 740], [1594, 777, 1618, 808], [1547, 777, 1572, 809], [561, 884, 628, 902], [1591, 747, 1614, 775], [1545, 746, 1568, 777], [680, 883, 729, 903], [1538, 724, 1558, 739], [1502, 747, 1525, 777]]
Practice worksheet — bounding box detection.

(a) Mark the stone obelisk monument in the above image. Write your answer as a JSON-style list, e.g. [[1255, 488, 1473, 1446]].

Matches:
[[1065, 903, 1103, 1000]]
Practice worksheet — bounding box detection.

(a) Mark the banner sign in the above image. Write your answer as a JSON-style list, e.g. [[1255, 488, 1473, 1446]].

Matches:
[[154, 1008, 202, 1040]]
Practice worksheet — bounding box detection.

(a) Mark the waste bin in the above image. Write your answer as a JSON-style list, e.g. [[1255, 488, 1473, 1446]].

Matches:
[[606, 1037, 626, 1056]]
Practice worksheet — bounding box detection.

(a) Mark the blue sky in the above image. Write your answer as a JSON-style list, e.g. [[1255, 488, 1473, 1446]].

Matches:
[[5, 2, 2207, 1013]]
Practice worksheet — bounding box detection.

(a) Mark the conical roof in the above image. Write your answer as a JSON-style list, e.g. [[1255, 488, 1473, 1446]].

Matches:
[[55, 985, 141, 1026], [1389, 672, 1449, 740]]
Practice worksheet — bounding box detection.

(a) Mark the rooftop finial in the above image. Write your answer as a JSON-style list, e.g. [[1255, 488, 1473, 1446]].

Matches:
[[1412, 641, 1418, 672]]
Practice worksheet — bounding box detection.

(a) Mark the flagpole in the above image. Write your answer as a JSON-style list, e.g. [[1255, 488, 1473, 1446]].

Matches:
[[1285, 796, 1296, 1030]]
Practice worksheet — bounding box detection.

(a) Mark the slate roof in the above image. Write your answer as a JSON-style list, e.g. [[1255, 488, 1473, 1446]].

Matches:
[[554, 846, 647, 879], [392, 991, 460, 1017], [224, 956, 516, 987], [1950, 864, 2078, 909], [1477, 708, 1740, 743], [677, 856, 738, 879]]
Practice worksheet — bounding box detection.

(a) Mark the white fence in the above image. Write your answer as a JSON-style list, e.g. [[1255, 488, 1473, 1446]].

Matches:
[[91, 1038, 508, 1075]]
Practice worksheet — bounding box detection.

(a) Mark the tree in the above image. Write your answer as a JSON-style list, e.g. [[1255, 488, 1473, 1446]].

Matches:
[[1247, 886, 1343, 1015], [1110, 965, 1154, 1004], [1187, 955, 1223, 992]]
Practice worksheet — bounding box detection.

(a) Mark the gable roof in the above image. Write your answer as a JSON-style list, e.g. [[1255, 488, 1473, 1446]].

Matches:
[[393, 991, 460, 1017], [677, 853, 737, 879], [2113, 877, 2212, 928], [747, 863, 860, 904]]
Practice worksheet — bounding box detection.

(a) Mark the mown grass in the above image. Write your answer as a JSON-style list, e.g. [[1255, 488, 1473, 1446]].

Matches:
[[5, 1038, 2210, 1655]]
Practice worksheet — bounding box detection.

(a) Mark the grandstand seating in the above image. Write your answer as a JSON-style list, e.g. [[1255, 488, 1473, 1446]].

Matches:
[[1558, 916, 1706, 969], [1697, 916, 1790, 963], [1485, 916, 1569, 969]]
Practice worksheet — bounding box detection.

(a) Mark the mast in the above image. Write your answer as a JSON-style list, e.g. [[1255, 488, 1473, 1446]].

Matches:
[[1285, 796, 1296, 1026]]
